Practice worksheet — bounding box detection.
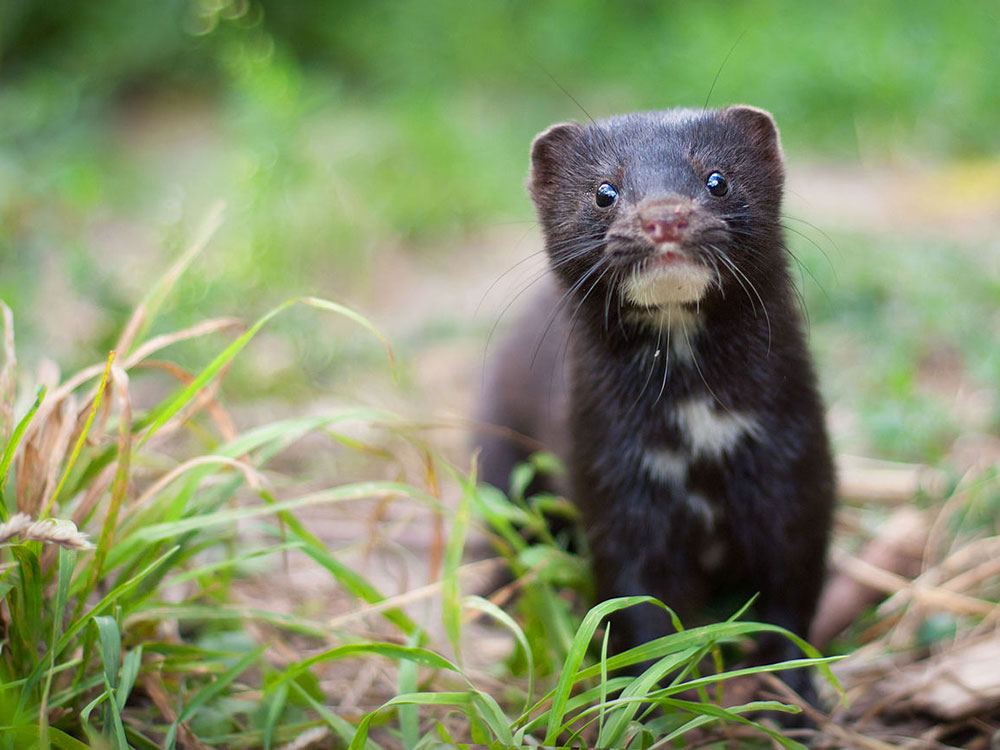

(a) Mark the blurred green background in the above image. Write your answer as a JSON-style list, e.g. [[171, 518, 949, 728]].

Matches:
[[0, 0, 998, 464]]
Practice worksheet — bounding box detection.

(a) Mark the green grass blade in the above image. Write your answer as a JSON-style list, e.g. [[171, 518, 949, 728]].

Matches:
[[349, 693, 474, 750], [214, 411, 396, 460], [139, 299, 296, 446], [262, 680, 288, 750], [11, 546, 43, 658], [105, 480, 417, 572], [39, 548, 76, 742], [21, 546, 180, 706], [463, 595, 534, 716], [166, 646, 264, 750], [646, 714, 717, 749], [117, 646, 142, 711], [654, 696, 808, 750], [78, 686, 110, 744], [657, 654, 844, 696], [287, 681, 383, 750], [575, 619, 830, 682], [543, 595, 666, 745], [0, 727, 91, 750], [397, 637, 419, 750], [132, 481, 415, 542], [598, 626, 610, 740], [94, 617, 122, 692], [282, 642, 459, 685], [124, 604, 330, 638], [596, 650, 701, 747], [549, 649, 701, 744], [468, 689, 515, 746], [302, 297, 394, 373], [100, 673, 128, 750], [441, 474, 472, 660], [518, 676, 637, 736], [77, 368, 132, 617], [256, 487, 421, 637], [163, 542, 306, 585], [139, 296, 391, 447]]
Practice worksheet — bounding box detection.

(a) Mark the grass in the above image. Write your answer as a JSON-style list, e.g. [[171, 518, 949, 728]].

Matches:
[[0, 214, 849, 749], [3, 1, 1000, 392]]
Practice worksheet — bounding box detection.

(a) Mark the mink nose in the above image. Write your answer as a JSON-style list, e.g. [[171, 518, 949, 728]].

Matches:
[[640, 208, 689, 244]]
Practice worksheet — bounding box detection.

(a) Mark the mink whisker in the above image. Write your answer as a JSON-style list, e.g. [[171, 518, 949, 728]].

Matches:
[[631, 315, 664, 411], [780, 214, 840, 274], [484, 237, 608, 373], [530, 254, 611, 368], [653, 308, 672, 407], [714, 247, 773, 355]]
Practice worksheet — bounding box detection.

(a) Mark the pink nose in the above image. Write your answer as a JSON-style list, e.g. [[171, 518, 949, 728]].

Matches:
[[641, 215, 688, 243]]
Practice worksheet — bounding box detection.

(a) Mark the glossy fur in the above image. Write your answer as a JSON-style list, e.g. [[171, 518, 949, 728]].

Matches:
[[478, 106, 835, 701]]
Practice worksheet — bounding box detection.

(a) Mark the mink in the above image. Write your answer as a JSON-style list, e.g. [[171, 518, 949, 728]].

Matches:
[[477, 106, 836, 705]]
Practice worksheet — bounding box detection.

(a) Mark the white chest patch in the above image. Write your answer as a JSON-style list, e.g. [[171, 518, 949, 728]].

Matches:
[[640, 450, 718, 529], [674, 397, 762, 458], [684, 491, 718, 529], [641, 447, 687, 485]]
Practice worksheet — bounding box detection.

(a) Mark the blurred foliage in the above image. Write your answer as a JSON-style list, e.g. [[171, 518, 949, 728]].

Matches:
[[799, 231, 1000, 462], [4, 0, 999, 154]]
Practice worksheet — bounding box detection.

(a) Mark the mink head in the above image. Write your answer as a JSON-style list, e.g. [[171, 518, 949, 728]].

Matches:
[[528, 106, 786, 316]]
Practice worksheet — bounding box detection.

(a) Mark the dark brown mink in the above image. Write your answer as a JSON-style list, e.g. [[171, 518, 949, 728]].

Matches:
[[476, 105, 835, 705]]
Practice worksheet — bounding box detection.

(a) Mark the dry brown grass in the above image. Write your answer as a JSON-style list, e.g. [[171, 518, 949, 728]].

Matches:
[[804, 460, 1000, 749]]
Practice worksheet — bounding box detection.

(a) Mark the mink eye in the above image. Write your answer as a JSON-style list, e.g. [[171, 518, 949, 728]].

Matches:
[[595, 182, 619, 208], [705, 172, 729, 197]]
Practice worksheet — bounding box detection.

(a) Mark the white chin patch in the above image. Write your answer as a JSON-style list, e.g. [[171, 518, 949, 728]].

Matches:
[[623, 261, 713, 307]]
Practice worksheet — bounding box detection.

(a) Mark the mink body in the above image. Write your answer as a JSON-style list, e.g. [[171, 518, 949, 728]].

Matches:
[[477, 106, 835, 701]]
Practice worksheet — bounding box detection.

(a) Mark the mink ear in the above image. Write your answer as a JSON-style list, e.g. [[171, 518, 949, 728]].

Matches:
[[529, 122, 583, 202], [723, 105, 783, 164]]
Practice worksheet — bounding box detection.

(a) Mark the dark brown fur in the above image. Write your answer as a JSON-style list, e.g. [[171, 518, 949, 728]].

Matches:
[[477, 106, 835, 704]]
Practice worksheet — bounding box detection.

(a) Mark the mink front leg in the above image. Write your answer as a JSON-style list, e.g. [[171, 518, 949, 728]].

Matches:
[[733, 476, 832, 709], [588, 496, 712, 664]]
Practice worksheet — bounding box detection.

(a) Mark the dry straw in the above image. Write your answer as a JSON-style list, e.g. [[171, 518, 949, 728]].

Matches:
[[0, 511, 94, 551]]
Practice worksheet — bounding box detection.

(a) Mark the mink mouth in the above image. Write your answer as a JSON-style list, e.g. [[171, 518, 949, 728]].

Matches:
[[624, 259, 714, 306], [606, 240, 716, 308], [649, 246, 693, 266], [605, 238, 709, 273]]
